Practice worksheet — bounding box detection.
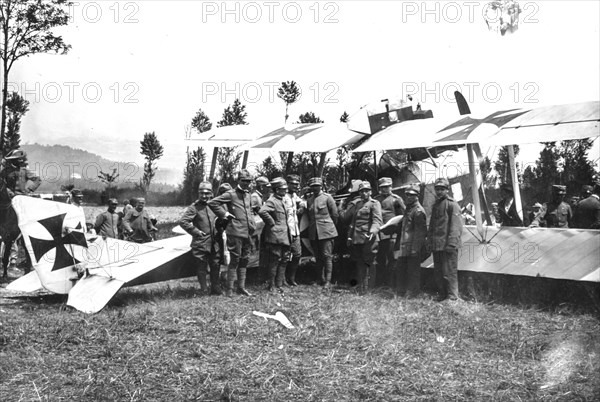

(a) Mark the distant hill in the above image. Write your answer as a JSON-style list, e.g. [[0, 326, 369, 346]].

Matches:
[[21, 143, 180, 193]]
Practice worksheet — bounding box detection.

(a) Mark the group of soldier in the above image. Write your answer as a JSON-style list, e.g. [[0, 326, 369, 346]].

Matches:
[[491, 182, 600, 229], [179, 170, 464, 301]]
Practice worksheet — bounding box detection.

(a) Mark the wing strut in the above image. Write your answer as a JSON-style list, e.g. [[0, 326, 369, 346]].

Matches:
[[507, 145, 524, 222], [467, 144, 485, 241]]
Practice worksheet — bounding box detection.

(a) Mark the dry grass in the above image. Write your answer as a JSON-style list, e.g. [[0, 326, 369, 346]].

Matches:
[[1, 280, 599, 401]]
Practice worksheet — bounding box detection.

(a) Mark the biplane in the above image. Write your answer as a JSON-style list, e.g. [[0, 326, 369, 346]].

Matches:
[[193, 92, 600, 284], [6, 93, 599, 315]]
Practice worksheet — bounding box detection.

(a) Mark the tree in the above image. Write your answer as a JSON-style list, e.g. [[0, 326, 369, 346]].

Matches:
[[2, 91, 29, 155], [217, 146, 242, 185], [0, 0, 72, 154], [214, 99, 246, 182], [494, 145, 520, 185], [98, 168, 119, 199], [191, 109, 212, 134], [339, 111, 350, 123], [523, 142, 561, 201], [256, 155, 283, 179], [297, 111, 323, 124], [277, 81, 300, 123], [139, 132, 164, 193], [217, 98, 247, 127], [558, 139, 595, 194], [294, 112, 326, 175], [480, 155, 496, 189], [181, 146, 206, 204]]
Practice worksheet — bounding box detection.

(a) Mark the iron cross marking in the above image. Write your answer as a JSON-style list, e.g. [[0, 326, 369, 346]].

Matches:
[[29, 213, 88, 272], [254, 125, 321, 148], [435, 109, 530, 143]]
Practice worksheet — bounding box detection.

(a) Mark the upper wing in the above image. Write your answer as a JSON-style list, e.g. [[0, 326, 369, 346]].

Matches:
[[354, 101, 600, 152], [250, 123, 366, 152]]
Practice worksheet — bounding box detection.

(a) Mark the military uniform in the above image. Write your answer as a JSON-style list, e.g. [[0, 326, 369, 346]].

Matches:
[[428, 178, 463, 301], [95, 210, 120, 238], [531, 185, 572, 228], [304, 177, 338, 286], [374, 177, 405, 287], [345, 181, 383, 291], [180, 187, 222, 294], [123, 208, 157, 243], [284, 174, 303, 286], [258, 178, 292, 291], [573, 193, 600, 229], [396, 184, 427, 296], [208, 170, 257, 296]]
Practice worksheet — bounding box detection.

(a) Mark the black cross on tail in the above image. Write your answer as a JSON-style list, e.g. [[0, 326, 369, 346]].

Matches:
[[28, 213, 88, 272]]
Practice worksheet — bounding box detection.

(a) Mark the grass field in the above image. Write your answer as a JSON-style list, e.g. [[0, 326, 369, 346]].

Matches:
[[1, 206, 598, 400], [1, 279, 599, 401]]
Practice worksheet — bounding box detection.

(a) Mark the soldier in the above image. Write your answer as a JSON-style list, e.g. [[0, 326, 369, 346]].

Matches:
[[251, 176, 270, 213], [528, 202, 544, 227], [428, 178, 463, 302], [179, 182, 223, 295], [580, 185, 593, 200], [572, 182, 600, 229], [0, 149, 41, 197], [345, 181, 383, 292], [94, 198, 120, 238], [218, 183, 233, 196], [304, 177, 338, 287], [396, 184, 427, 297], [69, 189, 95, 234], [208, 169, 256, 297], [283, 174, 304, 286], [497, 183, 525, 227], [258, 178, 291, 292], [530, 185, 572, 228], [122, 197, 157, 243], [374, 177, 405, 287]]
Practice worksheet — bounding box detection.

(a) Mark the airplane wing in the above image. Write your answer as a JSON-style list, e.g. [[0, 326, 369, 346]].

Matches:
[[354, 101, 600, 152], [422, 226, 600, 282], [249, 123, 367, 152], [187, 123, 280, 148], [11, 196, 196, 314]]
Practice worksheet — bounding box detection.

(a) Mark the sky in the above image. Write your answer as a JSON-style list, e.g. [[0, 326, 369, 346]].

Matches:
[[10, 0, 600, 184]]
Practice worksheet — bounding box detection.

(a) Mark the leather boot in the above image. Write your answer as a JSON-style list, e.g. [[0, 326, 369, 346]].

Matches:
[[237, 267, 253, 296], [275, 263, 285, 291], [323, 260, 333, 288], [287, 257, 299, 286], [209, 263, 222, 295], [197, 263, 209, 294], [267, 260, 277, 292], [225, 267, 236, 297]]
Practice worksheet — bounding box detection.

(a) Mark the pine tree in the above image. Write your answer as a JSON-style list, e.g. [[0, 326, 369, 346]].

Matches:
[[139, 132, 164, 193], [191, 109, 212, 134], [217, 99, 248, 127], [277, 81, 300, 123], [2, 91, 29, 155], [494, 145, 520, 185], [181, 147, 206, 203]]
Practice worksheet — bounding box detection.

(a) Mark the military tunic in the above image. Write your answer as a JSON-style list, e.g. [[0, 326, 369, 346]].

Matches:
[[374, 193, 405, 240], [532, 201, 572, 228]]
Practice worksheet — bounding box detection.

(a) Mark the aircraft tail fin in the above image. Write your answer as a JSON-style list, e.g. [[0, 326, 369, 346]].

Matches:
[[454, 91, 471, 115]]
